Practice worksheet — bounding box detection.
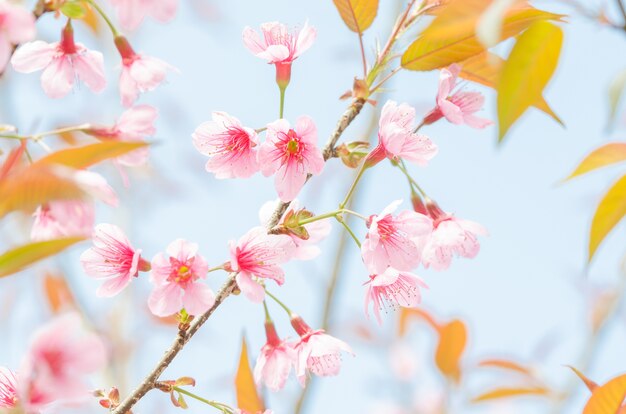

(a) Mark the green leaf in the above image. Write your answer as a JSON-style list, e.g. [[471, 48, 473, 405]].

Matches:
[[565, 143, 626, 180], [497, 21, 563, 141], [0, 237, 86, 278], [60, 1, 86, 19], [332, 0, 379, 33], [589, 174, 626, 261], [36, 141, 148, 170]]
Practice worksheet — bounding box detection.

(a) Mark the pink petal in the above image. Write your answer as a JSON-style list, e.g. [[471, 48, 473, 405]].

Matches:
[[182, 283, 215, 315], [148, 283, 183, 316], [73, 50, 107, 93], [10, 40, 56, 73], [236, 272, 265, 303]]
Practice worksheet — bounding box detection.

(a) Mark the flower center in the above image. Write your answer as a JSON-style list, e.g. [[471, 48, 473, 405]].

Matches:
[[224, 127, 253, 153], [376, 217, 396, 241], [168, 258, 196, 286]]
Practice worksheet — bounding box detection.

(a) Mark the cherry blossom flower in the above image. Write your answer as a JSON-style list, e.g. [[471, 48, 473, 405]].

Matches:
[[86, 105, 157, 167], [365, 100, 438, 168], [364, 267, 427, 324], [259, 199, 331, 260], [361, 200, 432, 275], [258, 116, 324, 202], [0, 367, 18, 409], [420, 199, 487, 271], [0, 1, 36, 73], [81, 223, 150, 297], [290, 315, 353, 386], [243, 21, 316, 87], [148, 239, 215, 316], [423, 64, 493, 129], [227, 227, 294, 303], [109, 0, 177, 31], [254, 321, 296, 392], [114, 36, 175, 107], [31, 201, 95, 241], [192, 111, 259, 179], [21, 312, 107, 409], [11, 21, 105, 99]]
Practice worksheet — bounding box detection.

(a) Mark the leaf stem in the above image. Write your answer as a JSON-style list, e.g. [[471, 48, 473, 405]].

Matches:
[[265, 289, 293, 316], [279, 86, 286, 119], [396, 159, 427, 198], [358, 33, 367, 78], [340, 160, 368, 209], [336, 217, 361, 248]]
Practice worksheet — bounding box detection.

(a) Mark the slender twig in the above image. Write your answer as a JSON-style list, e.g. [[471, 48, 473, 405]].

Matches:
[[358, 33, 368, 78], [617, 0, 626, 27]]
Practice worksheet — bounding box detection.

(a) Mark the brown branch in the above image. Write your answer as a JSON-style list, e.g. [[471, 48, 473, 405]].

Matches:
[[111, 98, 366, 414]]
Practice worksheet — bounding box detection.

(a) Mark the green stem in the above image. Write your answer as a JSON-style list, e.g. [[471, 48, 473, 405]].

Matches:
[[265, 289, 292, 316], [206, 265, 225, 274], [0, 134, 22, 140], [85, 0, 120, 37], [262, 300, 272, 323], [173, 387, 233, 413], [33, 123, 91, 139], [296, 209, 367, 227], [396, 159, 427, 198], [336, 217, 361, 248], [340, 160, 369, 209], [279, 86, 286, 119]]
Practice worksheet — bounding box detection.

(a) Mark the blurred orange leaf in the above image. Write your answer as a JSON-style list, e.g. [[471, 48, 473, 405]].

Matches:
[[0, 237, 86, 278], [584, 373, 626, 414], [44, 273, 77, 313], [235, 337, 264, 413], [565, 143, 626, 180], [332, 0, 378, 33], [435, 319, 467, 383], [478, 359, 533, 377], [589, 174, 626, 261], [79, 2, 100, 34], [568, 366, 598, 393], [421, 0, 493, 40], [36, 141, 148, 169], [472, 386, 550, 402], [398, 307, 439, 337], [0, 140, 27, 181]]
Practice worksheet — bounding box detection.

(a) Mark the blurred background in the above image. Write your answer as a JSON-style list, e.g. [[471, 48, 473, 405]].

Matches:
[[1, 0, 626, 413]]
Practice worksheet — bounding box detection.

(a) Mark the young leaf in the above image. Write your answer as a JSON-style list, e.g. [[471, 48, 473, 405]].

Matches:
[[568, 366, 598, 392], [435, 319, 467, 383], [36, 141, 148, 170], [565, 143, 626, 180], [589, 174, 626, 261], [332, 0, 379, 33], [497, 21, 563, 141], [583, 373, 626, 414], [60, 1, 86, 18], [472, 386, 550, 402], [0, 237, 86, 278], [235, 337, 264, 413]]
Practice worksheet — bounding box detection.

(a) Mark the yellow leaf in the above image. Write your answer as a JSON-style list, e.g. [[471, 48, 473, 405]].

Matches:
[[235, 337, 264, 413], [472, 386, 550, 403], [332, 0, 379, 33], [435, 319, 467, 383], [478, 359, 533, 377], [459, 52, 562, 125], [79, 2, 100, 35], [0, 238, 85, 278], [36, 141, 148, 170], [44, 273, 77, 313], [565, 143, 626, 180], [584, 373, 626, 414], [497, 21, 563, 141], [589, 174, 626, 261], [401, 6, 563, 71], [421, 0, 494, 40], [568, 366, 598, 393]]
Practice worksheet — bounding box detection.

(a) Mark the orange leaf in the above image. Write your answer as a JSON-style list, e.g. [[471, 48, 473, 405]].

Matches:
[[79, 2, 100, 34], [472, 386, 550, 402], [584, 373, 626, 414], [0, 140, 27, 181], [398, 307, 439, 337], [435, 319, 467, 383], [332, 0, 379, 34], [568, 366, 598, 393], [589, 174, 626, 261], [0, 237, 86, 278], [478, 359, 533, 377], [421, 0, 494, 40], [565, 143, 626, 180], [44, 273, 77, 313], [36, 141, 148, 170], [235, 337, 264, 413]]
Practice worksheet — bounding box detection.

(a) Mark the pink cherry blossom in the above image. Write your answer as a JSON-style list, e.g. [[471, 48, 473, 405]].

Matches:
[[420, 199, 487, 270], [227, 227, 294, 303], [31, 201, 95, 241], [361, 200, 432, 275], [115, 36, 175, 107], [258, 116, 324, 202], [364, 267, 427, 324], [259, 199, 331, 260], [81, 223, 149, 297], [243, 21, 315, 65], [109, 0, 177, 31], [290, 315, 353, 386], [0, 1, 36, 73], [0, 367, 18, 409], [423, 64, 493, 129], [254, 321, 296, 392], [192, 111, 260, 179], [11, 22, 105, 99], [21, 312, 107, 409], [366, 100, 438, 168], [148, 239, 215, 316]]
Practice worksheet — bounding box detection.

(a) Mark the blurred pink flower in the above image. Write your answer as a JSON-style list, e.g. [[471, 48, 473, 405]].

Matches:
[[0, 367, 18, 409], [361, 200, 432, 274], [81, 223, 149, 297], [21, 312, 107, 409], [364, 267, 427, 324], [148, 239, 215, 316], [109, 0, 177, 31], [11, 22, 105, 99], [0, 1, 36, 72], [421, 200, 487, 270], [258, 116, 324, 202], [115, 36, 175, 107], [254, 321, 296, 392], [31, 201, 95, 241], [290, 315, 353, 386], [424, 64, 493, 129], [192, 111, 260, 179], [259, 199, 331, 260], [366, 100, 438, 168], [228, 227, 294, 303]]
